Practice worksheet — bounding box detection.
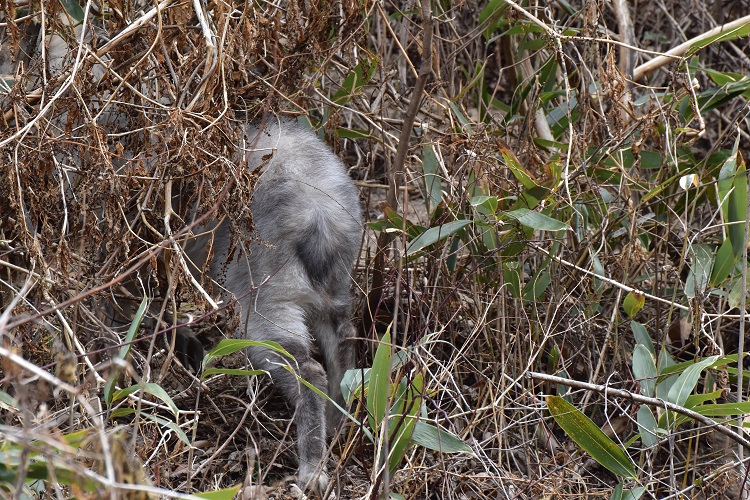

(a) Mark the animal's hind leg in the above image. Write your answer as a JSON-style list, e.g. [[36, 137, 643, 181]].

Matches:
[[317, 310, 356, 435], [269, 360, 329, 491], [244, 303, 330, 492]]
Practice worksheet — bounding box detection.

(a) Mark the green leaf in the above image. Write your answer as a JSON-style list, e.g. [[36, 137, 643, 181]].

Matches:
[[589, 247, 606, 292], [680, 79, 750, 121], [685, 22, 750, 58], [731, 163, 748, 260], [422, 144, 443, 212], [111, 382, 179, 415], [667, 355, 719, 406], [411, 420, 473, 454], [657, 348, 677, 373], [448, 102, 472, 132], [699, 65, 745, 86], [689, 401, 750, 417], [523, 269, 550, 301], [201, 368, 268, 378], [632, 345, 657, 397], [108, 408, 191, 447], [61, 429, 91, 448], [717, 144, 737, 218], [503, 208, 570, 231], [59, 0, 85, 23], [717, 136, 748, 259], [670, 395, 750, 428], [479, 0, 508, 26], [636, 406, 658, 448], [546, 95, 579, 137], [193, 485, 242, 499], [140, 412, 192, 447], [546, 396, 636, 478], [110, 407, 136, 418], [336, 128, 375, 140], [332, 59, 376, 106], [685, 244, 713, 298], [512, 185, 549, 211], [548, 344, 561, 372], [729, 275, 750, 309], [341, 368, 370, 404], [406, 220, 472, 256], [0, 389, 19, 410], [622, 291, 645, 318], [204, 339, 292, 365], [22, 461, 98, 491], [682, 389, 723, 410], [388, 373, 423, 473], [503, 260, 522, 299], [555, 369, 572, 402], [710, 238, 734, 287], [612, 483, 647, 500], [656, 349, 678, 400], [283, 364, 370, 440], [105, 297, 148, 405], [660, 354, 739, 377], [624, 487, 647, 500], [369, 330, 393, 432], [631, 321, 655, 357], [471, 195, 499, 215], [611, 483, 625, 500], [502, 150, 537, 189]]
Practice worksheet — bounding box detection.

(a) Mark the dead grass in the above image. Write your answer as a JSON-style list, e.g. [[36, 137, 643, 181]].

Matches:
[[2, 0, 750, 498]]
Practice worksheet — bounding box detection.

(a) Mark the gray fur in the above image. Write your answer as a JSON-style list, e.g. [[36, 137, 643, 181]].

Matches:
[[185, 119, 361, 492]]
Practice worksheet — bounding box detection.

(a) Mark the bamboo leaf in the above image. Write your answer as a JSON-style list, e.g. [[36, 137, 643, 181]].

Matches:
[[105, 297, 147, 405], [411, 420, 473, 454], [388, 373, 423, 473], [547, 396, 636, 478], [140, 412, 192, 447], [422, 144, 443, 212], [689, 401, 750, 417], [622, 291, 645, 317], [632, 344, 657, 397], [686, 244, 714, 298], [59, 0, 85, 23], [710, 238, 734, 287], [204, 339, 292, 366], [193, 485, 242, 499], [636, 406, 658, 448], [503, 208, 570, 231], [201, 368, 268, 378], [685, 23, 750, 58], [631, 321, 655, 357], [406, 220, 472, 256], [667, 356, 719, 406], [369, 330, 393, 432], [112, 382, 179, 416]]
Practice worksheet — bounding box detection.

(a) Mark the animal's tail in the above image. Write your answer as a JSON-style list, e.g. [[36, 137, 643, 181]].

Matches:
[[295, 212, 342, 286]]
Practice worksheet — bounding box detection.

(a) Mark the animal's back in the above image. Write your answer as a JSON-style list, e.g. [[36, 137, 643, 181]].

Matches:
[[242, 120, 361, 296], [207, 120, 361, 313]]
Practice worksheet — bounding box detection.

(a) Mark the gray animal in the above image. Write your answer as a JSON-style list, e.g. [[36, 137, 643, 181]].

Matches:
[[184, 119, 362, 492]]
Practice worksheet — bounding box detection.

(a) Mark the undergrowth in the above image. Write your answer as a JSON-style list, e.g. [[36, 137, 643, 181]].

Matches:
[[2, 0, 750, 498]]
